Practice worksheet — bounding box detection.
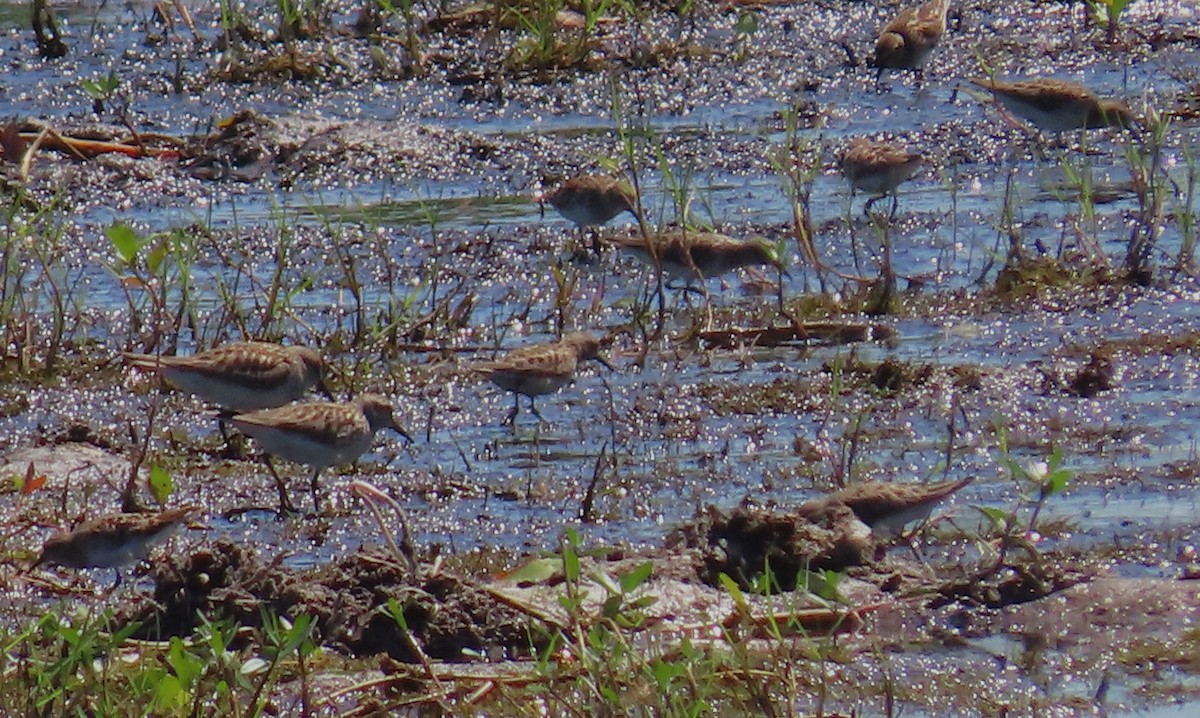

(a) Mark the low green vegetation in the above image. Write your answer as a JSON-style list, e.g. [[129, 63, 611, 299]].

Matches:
[[0, 609, 316, 717], [1085, 0, 1134, 42], [3, 432, 1109, 717]]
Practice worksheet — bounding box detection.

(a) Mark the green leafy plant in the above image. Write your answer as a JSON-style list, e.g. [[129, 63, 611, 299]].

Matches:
[[0, 610, 139, 715], [0, 602, 329, 718], [505, 0, 629, 75], [1, 189, 83, 374], [80, 71, 119, 115], [149, 464, 175, 505], [277, 0, 324, 42], [767, 104, 824, 295], [542, 530, 746, 715], [1174, 142, 1198, 274], [732, 11, 758, 63], [1123, 104, 1169, 283], [1054, 136, 1107, 268], [216, 0, 251, 69], [506, 0, 579, 74], [106, 222, 200, 353], [1085, 0, 1134, 42], [977, 423, 1073, 573], [369, 0, 424, 74], [249, 612, 318, 714]]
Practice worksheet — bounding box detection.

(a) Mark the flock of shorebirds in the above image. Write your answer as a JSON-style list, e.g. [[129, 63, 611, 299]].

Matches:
[[546, 0, 1138, 248], [33, 333, 619, 583], [31, 310, 975, 588], [29, 0, 1137, 586], [846, 0, 1137, 208]]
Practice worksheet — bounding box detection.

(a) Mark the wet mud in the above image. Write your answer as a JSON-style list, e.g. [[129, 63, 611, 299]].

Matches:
[[132, 541, 544, 662], [667, 501, 876, 589]]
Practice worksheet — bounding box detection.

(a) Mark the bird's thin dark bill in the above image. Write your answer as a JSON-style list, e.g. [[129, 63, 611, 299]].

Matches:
[[317, 378, 335, 400]]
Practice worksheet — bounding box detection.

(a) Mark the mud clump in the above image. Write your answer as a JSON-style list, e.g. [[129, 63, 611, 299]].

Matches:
[[129, 540, 546, 662], [667, 503, 874, 592], [1066, 352, 1116, 398], [931, 562, 1085, 610], [1038, 350, 1118, 398], [992, 256, 1079, 299], [870, 357, 925, 392]]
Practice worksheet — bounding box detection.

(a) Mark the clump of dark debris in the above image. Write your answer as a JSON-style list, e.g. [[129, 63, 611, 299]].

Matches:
[[126, 540, 547, 662], [666, 502, 875, 591], [666, 499, 1083, 610], [120, 505, 1087, 663], [931, 561, 1086, 610], [1067, 352, 1116, 398]]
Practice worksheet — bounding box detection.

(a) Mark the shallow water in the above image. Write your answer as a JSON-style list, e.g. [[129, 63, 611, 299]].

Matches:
[[1, 0, 1196, 541]]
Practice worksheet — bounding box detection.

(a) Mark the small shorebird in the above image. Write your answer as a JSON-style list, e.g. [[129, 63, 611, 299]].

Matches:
[[34, 506, 197, 586], [841, 138, 923, 214], [228, 394, 411, 513], [542, 174, 638, 256], [606, 230, 785, 289], [839, 138, 920, 312], [870, 0, 952, 78], [797, 478, 973, 539], [474, 331, 613, 425], [122, 341, 333, 412], [968, 77, 1138, 135]]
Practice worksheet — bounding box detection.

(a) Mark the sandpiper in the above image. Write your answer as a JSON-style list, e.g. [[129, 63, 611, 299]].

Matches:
[[474, 331, 613, 424], [35, 506, 197, 586], [122, 341, 333, 412], [228, 394, 411, 513], [606, 230, 785, 288], [841, 138, 923, 199], [969, 77, 1138, 135], [870, 0, 951, 77], [542, 174, 638, 256], [797, 477, 973, 539]]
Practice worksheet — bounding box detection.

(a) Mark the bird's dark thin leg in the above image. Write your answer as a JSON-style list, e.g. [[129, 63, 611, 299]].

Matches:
[[217, 415, 232, 445], [265, 456, 297, 515], [216, 412, 248, 459], [880, 202, 896, 308], [668, 279, 707, 297], [863, 194, 881, 219], [309, 469, 323, 515], [530, 397, 546, 423], [503, 395, 520, 425], [590, 228, 603, 259], [568, 228, 591, 264], [902, 528, 927, 565], [848, 188, 864, 274], [775, 262, 789, 317]]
